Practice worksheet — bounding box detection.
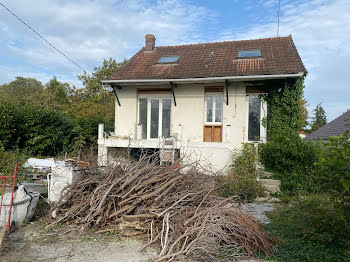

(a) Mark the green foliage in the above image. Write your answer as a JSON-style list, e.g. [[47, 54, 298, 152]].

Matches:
[[311, 103, 327, 132], [77, 57, 126, 103], [0, 77, 44, 104], [218, 143, 262, 201], [264, 195, 350, 262], [0, 147, 29, 182], [70, 58, 125, 151], [0, 57, 126, 157], [46, 76, 70, 107], [314, 132, 350, 200], [259, 134, 320, 194], [0, 100, 74, 156], [261, 77, 305, 138], [299, 98, 309, 128]]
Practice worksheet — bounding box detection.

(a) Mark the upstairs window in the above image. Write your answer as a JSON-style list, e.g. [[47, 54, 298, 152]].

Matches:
[[205, 95, 223, 124], [237, 49, 261, 58], [157, 55, 180, 64]]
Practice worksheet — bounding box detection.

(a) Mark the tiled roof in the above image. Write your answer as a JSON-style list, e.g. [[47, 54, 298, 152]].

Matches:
[[304, 110, 350, 141], [110, 35, 306, 80]]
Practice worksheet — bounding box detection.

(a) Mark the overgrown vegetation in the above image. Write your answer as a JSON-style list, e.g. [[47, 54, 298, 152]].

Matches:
[[264, 195, 350, 262], [314, 132, 350, 197], [254, 76, 350, 261], [218, 143, 262, 201], [0, 58, 124, 159], [260, 131, 350, 261], [259, 134, 320, 194], [261, 77, 305, 138], [0, 147, 29, 182]]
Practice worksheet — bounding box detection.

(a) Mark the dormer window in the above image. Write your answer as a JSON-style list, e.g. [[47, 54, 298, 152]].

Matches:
[[237, 50, 261, 58], [158, 55, 180, 64]]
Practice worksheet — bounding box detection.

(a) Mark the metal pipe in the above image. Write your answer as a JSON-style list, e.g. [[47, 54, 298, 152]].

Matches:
[[225, 79, 229, 106], [111, 85, 121, 106], [170, 81, 176, 106]]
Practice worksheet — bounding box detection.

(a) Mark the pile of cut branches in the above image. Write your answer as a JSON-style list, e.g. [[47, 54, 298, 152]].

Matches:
[[50, 154, 276, 261]]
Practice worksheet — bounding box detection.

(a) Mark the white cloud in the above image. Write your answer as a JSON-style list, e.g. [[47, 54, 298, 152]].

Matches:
[[0, 0, 348, 121], [219, 0, 350, 121], [0, 0, 210, 83]]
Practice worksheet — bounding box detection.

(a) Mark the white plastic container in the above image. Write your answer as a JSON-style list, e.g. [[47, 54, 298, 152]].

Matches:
[[47, 165, 80, 203]]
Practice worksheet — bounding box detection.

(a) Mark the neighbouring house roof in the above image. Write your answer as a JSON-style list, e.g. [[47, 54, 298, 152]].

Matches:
[[304, 110, 350, 141], [109, 35, 306, 81]]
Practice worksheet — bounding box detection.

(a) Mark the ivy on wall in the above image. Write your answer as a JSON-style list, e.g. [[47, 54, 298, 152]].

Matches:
[[261, 77, 305, 139]]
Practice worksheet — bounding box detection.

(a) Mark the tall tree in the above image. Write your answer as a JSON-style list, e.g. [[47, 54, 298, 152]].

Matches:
[[311, 103, 327, 131], [77, 57, 126, 103], [46, 76, 70, 107], [0, 77, 44, 104], [68, 58, 127, 151]]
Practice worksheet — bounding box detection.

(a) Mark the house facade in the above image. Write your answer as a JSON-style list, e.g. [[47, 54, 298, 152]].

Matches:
[[98, 34, 306, 171]]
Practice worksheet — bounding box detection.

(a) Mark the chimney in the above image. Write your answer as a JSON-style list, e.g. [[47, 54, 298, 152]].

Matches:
[[145, 34, 156, 51]]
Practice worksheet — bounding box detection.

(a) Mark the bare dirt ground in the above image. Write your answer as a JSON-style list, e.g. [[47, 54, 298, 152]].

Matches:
[[0, 220, 157, 262], [0, 220, 268, 262], [0, 200, 271, 262]]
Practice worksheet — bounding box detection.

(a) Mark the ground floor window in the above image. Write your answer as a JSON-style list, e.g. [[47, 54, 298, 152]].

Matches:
[[246, 95, 267, 142], [138, 95, 171, 139]]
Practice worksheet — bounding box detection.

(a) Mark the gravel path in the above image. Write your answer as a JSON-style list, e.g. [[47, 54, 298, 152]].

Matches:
[[240, 202, 275, 224]]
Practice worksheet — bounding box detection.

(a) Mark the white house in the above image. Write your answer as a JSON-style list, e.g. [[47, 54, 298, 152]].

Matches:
[[98, 34, 306, 171]]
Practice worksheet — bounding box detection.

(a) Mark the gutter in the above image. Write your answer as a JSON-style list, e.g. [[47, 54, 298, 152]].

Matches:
[[102, 72, 304, 84]]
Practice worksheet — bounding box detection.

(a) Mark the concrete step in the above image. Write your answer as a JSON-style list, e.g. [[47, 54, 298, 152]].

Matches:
[[258, 170, 274, 178], [263, 184, 280, 193], [259, 179, 281, 186]]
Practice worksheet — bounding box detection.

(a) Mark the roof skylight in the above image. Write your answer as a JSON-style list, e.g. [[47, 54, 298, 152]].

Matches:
[[158, 55, 180, 64], [237, 50, 262, 58]]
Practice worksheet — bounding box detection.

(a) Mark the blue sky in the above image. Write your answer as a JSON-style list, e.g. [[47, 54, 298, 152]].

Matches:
[[0, 0, 349, 121]]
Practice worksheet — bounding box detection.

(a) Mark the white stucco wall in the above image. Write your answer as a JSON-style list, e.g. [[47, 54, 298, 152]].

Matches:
[[114, 86, 138, 139], [113, 82, 247, 146], [99, 82, 251, 171]]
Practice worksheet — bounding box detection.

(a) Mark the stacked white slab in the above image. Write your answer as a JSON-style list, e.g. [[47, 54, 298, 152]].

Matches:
[[259, 179, 281, 193]]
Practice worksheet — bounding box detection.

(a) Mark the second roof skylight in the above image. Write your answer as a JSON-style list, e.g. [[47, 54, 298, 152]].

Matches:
[[237, 50, 262, 58], [158, 55, 180, 64]]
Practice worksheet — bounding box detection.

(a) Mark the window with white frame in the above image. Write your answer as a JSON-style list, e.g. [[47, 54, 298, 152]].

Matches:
[[246, 94, 267, 142], [138, 95, 171, 140], [205, 94, 223, 124]]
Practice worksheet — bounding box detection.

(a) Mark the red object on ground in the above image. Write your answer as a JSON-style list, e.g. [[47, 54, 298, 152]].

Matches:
[[0, 162, 18, 233]]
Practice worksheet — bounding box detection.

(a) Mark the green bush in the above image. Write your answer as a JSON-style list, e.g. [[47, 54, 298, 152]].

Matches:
[[259, 134, 320, 194], [218, 143, 262, 201], [264, 194, 350, 262], [0, 147, 29, 182], [314, 132, 350, 196], [0, 101, 74, 156]]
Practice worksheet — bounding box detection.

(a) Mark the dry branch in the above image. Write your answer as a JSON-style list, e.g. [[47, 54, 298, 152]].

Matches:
[[50, 153, 276, 261]]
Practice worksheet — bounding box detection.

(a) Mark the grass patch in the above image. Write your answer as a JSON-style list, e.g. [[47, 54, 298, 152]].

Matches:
[[262, 195, 350, 262]]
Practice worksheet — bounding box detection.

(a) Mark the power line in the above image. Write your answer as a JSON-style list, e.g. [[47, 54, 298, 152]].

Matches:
[[0, 1, 89, 74]]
